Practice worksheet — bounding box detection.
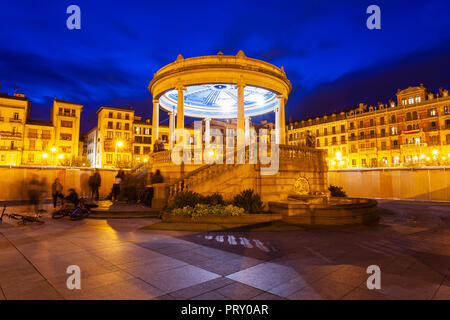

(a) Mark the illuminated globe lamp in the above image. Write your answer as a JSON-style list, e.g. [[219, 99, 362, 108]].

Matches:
[[148, 51, 292, 150]]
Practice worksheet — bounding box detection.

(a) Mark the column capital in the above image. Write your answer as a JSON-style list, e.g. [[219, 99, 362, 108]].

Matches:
[[175, 83, 186, 91], [235, 76, 246, 89], [153, 99, 159, 104]]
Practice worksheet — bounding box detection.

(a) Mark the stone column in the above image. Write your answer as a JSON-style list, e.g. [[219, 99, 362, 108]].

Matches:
[[205, 117, 211, 148], [169, 110, 175, 149], [236, 80, 246, 147], [275, 106, 280, 144], [152, 99, 159, 146], [176, 84, 186, 143], [279, 95, 286, 144], [245, 116, 250, 145]]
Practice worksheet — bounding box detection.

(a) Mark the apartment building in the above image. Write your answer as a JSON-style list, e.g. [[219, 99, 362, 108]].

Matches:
[[0, 91, 83, 166], [287, 85, 450, 168]]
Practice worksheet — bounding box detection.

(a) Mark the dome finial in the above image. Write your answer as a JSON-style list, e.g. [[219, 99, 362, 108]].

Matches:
[[176, 54, 184, 61], [217, 51, 223, 55], [236, 50, 246, 58]]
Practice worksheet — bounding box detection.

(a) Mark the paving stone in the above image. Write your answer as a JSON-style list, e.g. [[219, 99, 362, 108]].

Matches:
[[216, 282, 265, 299], [170, 277, 234, 299]]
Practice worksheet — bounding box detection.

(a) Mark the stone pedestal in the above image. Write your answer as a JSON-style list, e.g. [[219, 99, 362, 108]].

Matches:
[[151, 183, 169, 211]]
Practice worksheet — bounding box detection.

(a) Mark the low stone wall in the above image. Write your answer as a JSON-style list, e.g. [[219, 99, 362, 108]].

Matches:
[[328, 167, 450, 202], [0, 166, 119, 201], [161, 213, 281, 224]]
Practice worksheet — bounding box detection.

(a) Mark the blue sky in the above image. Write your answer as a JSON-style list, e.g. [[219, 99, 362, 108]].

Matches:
[[0, 0, 449, 132]]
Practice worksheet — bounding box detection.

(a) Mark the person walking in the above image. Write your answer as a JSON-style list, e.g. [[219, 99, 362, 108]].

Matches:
[[89, 169, 101, 201], [112, 170, 124, 202], [52, 178, 64, 209], [28, 175, 40, 214], [39, 177, 48, 212]]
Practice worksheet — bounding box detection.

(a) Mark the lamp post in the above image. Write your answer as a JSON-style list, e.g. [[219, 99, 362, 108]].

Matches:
[[115, 141, 123, 168]]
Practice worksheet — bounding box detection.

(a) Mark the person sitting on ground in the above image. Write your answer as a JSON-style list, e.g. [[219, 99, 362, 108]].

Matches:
[[65, 188, 80, 207]]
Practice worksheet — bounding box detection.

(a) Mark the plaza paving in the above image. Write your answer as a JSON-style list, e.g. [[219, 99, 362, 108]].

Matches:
[[0, 200, 449, 300]]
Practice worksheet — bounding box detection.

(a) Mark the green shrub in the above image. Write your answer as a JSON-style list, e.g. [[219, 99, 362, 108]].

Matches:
[[202, 193, 225, 206], [233, 189, 264, 213], [169, 204, 244, 218], [166, 190, 202, 211], [328, 185, 347, 197]]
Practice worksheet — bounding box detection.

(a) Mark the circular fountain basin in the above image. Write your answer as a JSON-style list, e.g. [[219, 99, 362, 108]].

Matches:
[[268, 196, 378, 226]]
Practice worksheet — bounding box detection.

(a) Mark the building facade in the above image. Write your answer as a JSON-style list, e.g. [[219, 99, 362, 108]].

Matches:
[[0, 92, 83, 166], [287, 85, 450, 169]]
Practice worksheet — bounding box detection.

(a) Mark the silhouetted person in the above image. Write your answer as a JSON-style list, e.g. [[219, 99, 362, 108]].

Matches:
[[112, 170, 124, 201], [39, 177, 48, 212], [151, 169, 163, 184], [28, 175, 40, 214], [89, 169, 101, 201], [65, 188, 79, 206], [52, 178, 64, 209]]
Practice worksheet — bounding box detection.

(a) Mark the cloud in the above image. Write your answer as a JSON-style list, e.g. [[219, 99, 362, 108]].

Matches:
[[287, 38, 450, 121]]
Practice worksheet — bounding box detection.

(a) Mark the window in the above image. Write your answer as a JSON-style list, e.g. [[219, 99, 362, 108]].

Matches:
[[340, 125, 345, 133], [360, 132, 365, 139], [144, 137, 152, 144], [380, 117, 384, 125], [144, 127, 151, 135], [71, 109, 76, 117], [124, 132, 130, 140], [61, 120, 73, 128], [340, 135, 345, 143], [446, 119, 450, 129], [29, 140, 35, 151], [352, 159, 356, 166], [350, 122, 355, 129], [13, 112, 19, 120], [135, 127, 141, 134], [444, 106, 450, 115], [28, 153, 34, 163], [412, 111, 418, 120], [116, 122, 121, 130], [107, 131, 113, 139], [107, 122, 113, 129], [134, 146, 141, 154], [143, 147, 151, 154], [391, 115, 396, 123], [106, 154, 113, 163], [380, 128, 386, 137], [406, 112, 412, 121], [370, 119, 374, 126], [116, 132, 121, 139], [381, 141, 387, 150], [64, 109, 70, 116], [332, 127, 336, 134], [408, 97, 414, 104], [125, 114, 130, 120], [109, 112, 113, 118], [125, 123, 130, 130], [350, 145, 356, 153], [359, 120, 364, 128], [391, 127, 398, 135], [332, 137, 337, 145], [324, 128, 327, 135], [415, 95, 421, 103], [162, 135, 168, 143], [117, 113, 122, 119], [402, 98, 407, 106], [370, 130, 375, 138], [316, 139, 320, 147], [60, 133, 72, 141], [430, 136, 439, 146], [446, 134, 450, 144], [429, 108, 437, 116]]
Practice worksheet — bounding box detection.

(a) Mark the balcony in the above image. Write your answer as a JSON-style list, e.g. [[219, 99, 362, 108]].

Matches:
[[0, 146, 20, 151], [426, 126, 440, 132], [28, 133, 38, 139], [0, 117, 4, 122], [401, 143, 427, 149], [358, 147, 377, 153], [41, 134, 51, 140], [9, 118, 22, 123], [0, 131, 22, 139]]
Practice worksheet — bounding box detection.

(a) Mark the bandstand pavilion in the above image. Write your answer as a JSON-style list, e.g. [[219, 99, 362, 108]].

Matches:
[[148, 51, 292, 148]]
